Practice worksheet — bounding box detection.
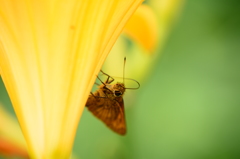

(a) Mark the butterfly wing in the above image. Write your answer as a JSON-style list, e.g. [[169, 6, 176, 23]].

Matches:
[[86, 95, 126, 135]]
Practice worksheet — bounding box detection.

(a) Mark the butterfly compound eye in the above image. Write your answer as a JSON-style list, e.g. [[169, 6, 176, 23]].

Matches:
[[114, 91, 122, 97]]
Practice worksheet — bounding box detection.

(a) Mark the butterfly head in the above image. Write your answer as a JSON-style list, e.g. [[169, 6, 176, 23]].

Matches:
[[112, 82, 125, 97]]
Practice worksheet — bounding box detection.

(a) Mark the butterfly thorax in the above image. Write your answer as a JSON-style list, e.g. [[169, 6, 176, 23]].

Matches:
[[99, 82, 125, 99]]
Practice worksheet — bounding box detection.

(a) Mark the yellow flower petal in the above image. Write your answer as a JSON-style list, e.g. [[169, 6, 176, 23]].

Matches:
[[123, 4, 158, 52], [0, 104, 27, 153], [0, 0, 143, 158]]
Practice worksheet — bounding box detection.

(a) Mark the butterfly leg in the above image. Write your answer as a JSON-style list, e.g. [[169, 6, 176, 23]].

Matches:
[[100, 70, 114, 84], [90, 92, 97, 99], [94, 82, 100, 86], [96, 75, 106, 86], [96, 75, 114, 93], [90, 91, 108, 98]]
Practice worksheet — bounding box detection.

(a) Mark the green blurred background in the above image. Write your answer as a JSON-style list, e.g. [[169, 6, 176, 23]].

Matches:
[[1, 0, 240, 158]]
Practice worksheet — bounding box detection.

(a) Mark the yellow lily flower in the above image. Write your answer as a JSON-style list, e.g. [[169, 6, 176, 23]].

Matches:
[[0, 0, 143, 158], [105, 0, 185, 83], [124, 4, 158, 52]]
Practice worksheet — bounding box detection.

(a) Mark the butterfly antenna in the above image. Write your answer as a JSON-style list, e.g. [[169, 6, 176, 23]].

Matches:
[[122, 57, 140, 90], [123, 57, 126, 85], [124, 78, 140, 90]]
